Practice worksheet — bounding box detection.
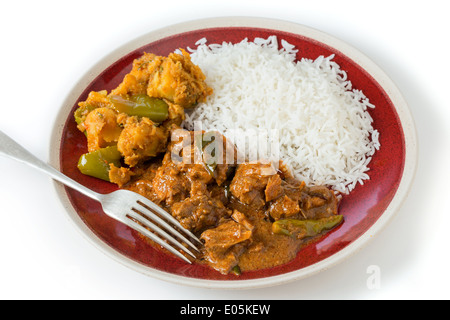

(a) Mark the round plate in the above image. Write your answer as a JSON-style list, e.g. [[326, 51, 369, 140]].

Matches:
[[49, 17, 417, 289]]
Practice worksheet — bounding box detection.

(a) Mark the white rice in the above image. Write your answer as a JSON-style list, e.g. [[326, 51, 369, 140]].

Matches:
[[183, 36, 380, 194]]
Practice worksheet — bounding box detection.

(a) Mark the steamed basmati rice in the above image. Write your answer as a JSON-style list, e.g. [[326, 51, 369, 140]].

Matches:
[[183, 36, 380, 194]]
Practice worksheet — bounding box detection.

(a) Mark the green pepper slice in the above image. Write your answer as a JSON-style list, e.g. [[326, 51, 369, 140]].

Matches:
[[231, 265, 241, 276], [109, 94, 169, 122], [77, 145, 122, 181], [272, 215, 343, 239]]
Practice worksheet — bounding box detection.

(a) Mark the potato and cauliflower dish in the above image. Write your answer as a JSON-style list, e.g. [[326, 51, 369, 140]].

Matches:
[[74, 50, 212, 186]]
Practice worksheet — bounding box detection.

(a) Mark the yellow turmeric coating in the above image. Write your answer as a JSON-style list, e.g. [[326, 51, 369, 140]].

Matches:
[[117, 115, 169, 167], [84, 107, 122, 152], [111, 50, 213, 108], [76, 90, 110, 133], [75, 49, 212, 186], [108, 163, 135, 188]]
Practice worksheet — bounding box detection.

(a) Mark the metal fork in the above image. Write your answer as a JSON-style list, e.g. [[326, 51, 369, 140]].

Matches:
[[0, 130, 202, 263]]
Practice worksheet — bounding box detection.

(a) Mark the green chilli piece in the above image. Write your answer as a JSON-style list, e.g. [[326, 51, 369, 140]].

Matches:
[[231, 265, 241, 276], [109, 94, 169, 122], [272, 215, 344, 239], [77, 145, 122, 181], [194, 131, 218, 175]]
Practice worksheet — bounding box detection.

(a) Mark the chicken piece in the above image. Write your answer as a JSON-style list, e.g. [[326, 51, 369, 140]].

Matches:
[[300, 185, 339, 219], [200, 210, 253, 274], [151, 131, 230, 207], [171, 194, 231, 234], [117, 114, 168, 167], [123, 161, 162, 204], [265, 174, 283, 202], [151, 152, 191, 206], [200, 131, 240, 186], [229, 162, 277, 209], [170, 129, 238, 187], [266, 177, 305, 220], [267, 195, 301, 220], [231, 210, 254, 232], [170, 134, 214, 187], [84, 107, 122, 152], [265, 177, 338, 220]]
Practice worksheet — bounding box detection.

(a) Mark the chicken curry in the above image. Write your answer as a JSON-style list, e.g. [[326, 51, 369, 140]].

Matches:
[[74, 50, 343, 275]]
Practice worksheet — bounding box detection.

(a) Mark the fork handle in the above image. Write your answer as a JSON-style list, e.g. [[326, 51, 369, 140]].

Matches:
[[0, 130, 103, 202]]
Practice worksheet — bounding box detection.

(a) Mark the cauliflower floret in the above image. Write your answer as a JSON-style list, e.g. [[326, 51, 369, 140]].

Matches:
[[84, 107, 122, 152], [111, 50, 212, 109], [117, 114, 168, 167]]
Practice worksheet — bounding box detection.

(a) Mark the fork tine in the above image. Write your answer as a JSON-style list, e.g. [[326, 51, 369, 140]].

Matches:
[[132, 204, 201, 253], [124, 213, 194, 264], [127, 209, 198, 259], [135, 197, 203, 246]]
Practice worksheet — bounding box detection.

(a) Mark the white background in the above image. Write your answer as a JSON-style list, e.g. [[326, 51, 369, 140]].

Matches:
[[1, 0, 449, 300]]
